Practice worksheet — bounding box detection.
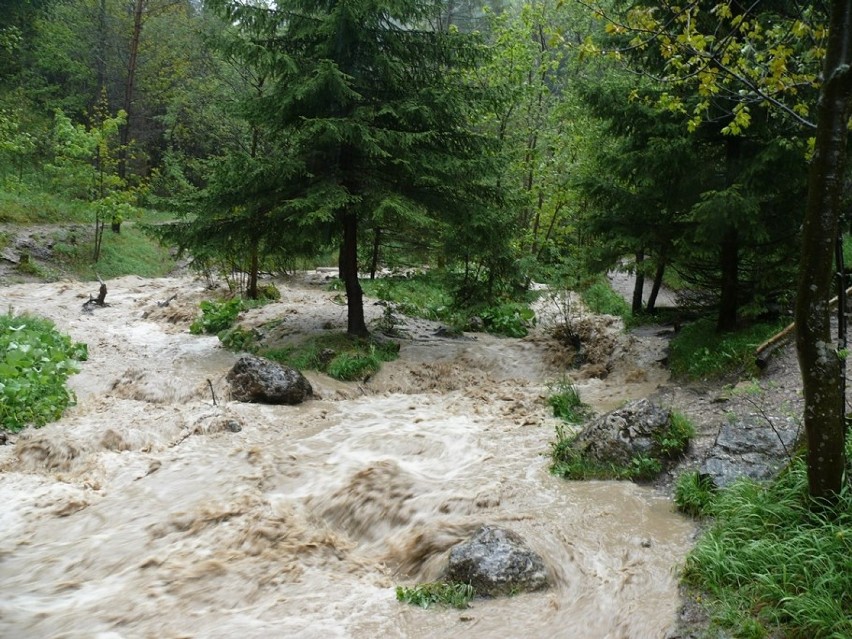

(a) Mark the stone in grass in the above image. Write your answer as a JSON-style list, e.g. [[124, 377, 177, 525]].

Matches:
[[226, 355, 313, 405], [569, 398, 673, 467], [700, 415, 799, 488], [446, 525, 548, 597]]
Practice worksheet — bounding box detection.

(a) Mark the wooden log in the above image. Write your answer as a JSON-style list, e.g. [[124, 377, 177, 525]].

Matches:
[[754, 284, 852, 368]]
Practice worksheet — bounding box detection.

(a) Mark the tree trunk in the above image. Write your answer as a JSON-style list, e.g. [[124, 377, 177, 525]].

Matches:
[[342, 211, 368, 337], [248, 240, 259, 300], [370, 226, 381, 280], [717, 226, 739, 332], [795, 0, 852, 502], [647, 259, 666, 314], [118, 0, 145, 180], [631, 250, 645, 315]]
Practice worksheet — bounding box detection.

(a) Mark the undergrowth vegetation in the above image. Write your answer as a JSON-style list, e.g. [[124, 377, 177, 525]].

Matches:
[[0, 312, 87, 432], [681, 441, 852, 639], [395, 581, 475, 609], [669, 318, 787, 380]]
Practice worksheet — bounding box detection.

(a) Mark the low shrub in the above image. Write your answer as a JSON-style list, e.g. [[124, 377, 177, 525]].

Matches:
[[395, 581, 475, 609], [0, 312, 88, 432], [480, 302, 536, 338], [190, 298, 244, 335]]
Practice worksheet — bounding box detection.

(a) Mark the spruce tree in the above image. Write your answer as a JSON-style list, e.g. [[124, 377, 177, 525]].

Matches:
[[207, 0, 501, 336]]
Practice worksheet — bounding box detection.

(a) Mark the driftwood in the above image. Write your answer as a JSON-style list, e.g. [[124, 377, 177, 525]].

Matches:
[[754, 284, 852, 368], [157, 293, 178, 307], [82, 275, 108, 312]]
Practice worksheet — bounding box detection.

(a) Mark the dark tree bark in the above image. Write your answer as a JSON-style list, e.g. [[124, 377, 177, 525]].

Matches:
[[716, 226, 739, 332], [342, 211, 368, 337], [369, 226, 381, 280], [118, 0, 145, 181], [795, 0, 852, 501], [647, 259, 666, 314], [248, 240, 259, 300], [631, 250, 645, 315]]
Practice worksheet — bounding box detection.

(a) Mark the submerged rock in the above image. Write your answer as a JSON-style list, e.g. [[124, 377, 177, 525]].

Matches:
[[569, 398, 672, 466], [226, 355, 313, 404], [446, 525, 548, 596], [700, 416, 799, 488]]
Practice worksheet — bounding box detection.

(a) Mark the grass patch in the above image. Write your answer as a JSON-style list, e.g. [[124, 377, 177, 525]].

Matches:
[[395, 581, 475, 609], [547, 379, 591, 423], [550, 409, 693, 482], [53, 225, 176, 280], [262, 333, 399, 381], [674, 471, 718, 517], [682, 443, 852, 638], [0, 312, 88, 432], [0, 188, 95, 224], [668, 318, 787, 380]]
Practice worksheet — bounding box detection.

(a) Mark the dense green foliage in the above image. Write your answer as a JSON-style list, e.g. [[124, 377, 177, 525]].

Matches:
[[190, 298, 244, 336], [0, 313, 87, 432], [395, 581, 475, 609], [682, 442, 852, 638]]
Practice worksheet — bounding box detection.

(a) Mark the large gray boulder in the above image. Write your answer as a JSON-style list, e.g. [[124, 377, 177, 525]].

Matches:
[[700, 416, 799, 487], [569, 398, 672, 466], [226, 355, 313, 404], [446, 525, 548, 597]]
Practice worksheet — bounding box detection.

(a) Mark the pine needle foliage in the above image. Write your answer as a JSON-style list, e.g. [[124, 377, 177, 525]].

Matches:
[[198, 0, 506, 335]]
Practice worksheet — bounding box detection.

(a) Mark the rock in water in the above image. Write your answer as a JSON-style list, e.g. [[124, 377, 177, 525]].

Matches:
[[226, 355, 313, 404], [569, 398, 672, 466], [446, 525, 548, 596]]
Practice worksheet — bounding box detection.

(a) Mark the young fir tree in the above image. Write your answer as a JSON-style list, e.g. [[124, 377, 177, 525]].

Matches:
[[206, 0, 502, 336]]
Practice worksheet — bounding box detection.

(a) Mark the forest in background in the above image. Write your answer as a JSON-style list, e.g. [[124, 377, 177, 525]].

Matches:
[[0, 0, 829, 332]]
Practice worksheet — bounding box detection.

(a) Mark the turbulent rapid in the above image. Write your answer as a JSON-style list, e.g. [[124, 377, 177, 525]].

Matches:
[[0, 274, 693, 639]]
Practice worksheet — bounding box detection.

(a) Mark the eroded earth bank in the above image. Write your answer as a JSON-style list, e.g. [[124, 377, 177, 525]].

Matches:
[[0, 274, 695, 639]]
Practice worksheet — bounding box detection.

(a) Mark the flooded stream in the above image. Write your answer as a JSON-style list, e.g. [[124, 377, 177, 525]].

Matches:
[[0, 275, 693, 638]]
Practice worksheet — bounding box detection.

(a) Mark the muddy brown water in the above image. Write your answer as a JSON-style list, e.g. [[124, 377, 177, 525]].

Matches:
[[0, 276, 693, 639]]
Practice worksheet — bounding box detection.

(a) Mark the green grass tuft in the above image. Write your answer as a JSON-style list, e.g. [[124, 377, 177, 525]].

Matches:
[[547, 379, 591, 424], [395, 581, 475, 609], [674, 471, 717, 517]]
